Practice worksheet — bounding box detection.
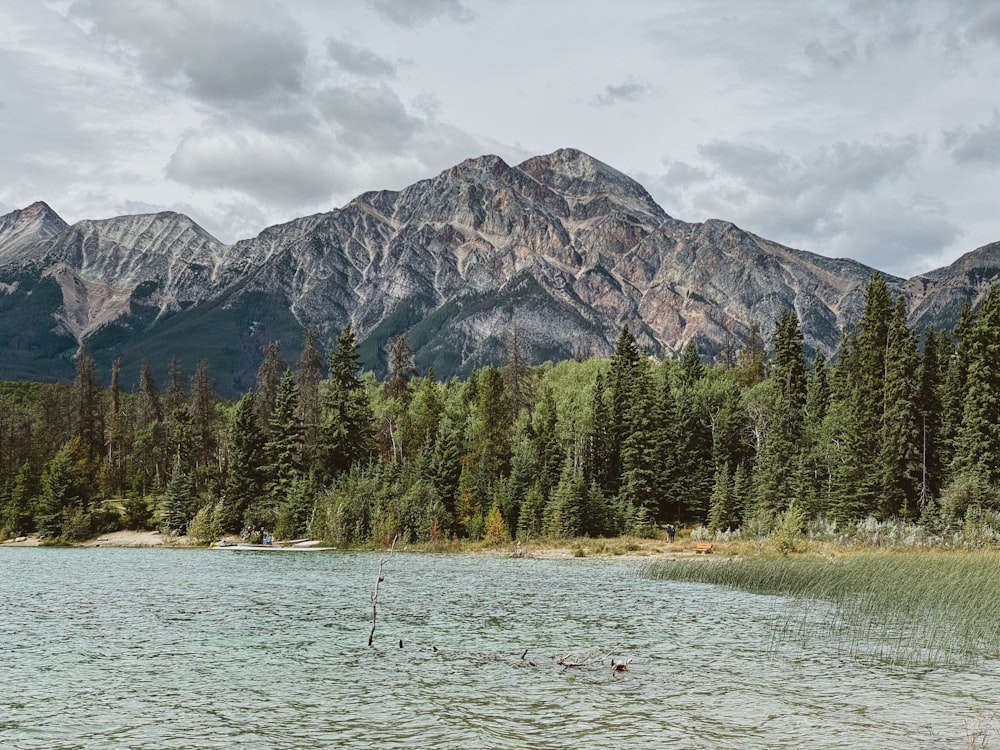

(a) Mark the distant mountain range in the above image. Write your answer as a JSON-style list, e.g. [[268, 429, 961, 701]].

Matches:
[[1, 148, 997, 396]]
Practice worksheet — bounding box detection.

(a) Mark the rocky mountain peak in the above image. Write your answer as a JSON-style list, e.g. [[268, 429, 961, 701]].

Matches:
[[0, 148, 996, 395], [517, 148, 668, 220], [0, 201, 69, 264]]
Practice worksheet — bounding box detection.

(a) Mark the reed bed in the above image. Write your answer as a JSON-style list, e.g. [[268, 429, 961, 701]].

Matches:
[[641, 551, 1000, 668]]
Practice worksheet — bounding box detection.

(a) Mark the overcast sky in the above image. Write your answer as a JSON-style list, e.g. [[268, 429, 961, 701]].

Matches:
[[2, 1, 999, 277]]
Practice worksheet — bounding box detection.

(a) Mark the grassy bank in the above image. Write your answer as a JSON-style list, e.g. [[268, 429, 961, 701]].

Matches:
[[641, 551, 1000, 668]]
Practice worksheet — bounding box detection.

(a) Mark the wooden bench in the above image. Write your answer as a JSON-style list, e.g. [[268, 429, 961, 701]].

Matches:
[[693, 542, 714, 554]]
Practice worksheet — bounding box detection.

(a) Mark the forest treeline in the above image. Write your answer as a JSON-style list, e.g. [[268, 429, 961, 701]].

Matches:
[[2, 273, 999, 546]]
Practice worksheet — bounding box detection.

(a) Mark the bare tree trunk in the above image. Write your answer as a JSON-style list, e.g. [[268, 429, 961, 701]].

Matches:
[[368, 536, 397, 647]]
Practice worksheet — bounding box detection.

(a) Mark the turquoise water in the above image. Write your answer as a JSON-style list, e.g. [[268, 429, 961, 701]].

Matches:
[[1, 547, 997, 749]]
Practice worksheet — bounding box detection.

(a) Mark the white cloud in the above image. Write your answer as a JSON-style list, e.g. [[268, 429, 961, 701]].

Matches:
[[165, 127, 345, 205], [2, 0, 998, 272]]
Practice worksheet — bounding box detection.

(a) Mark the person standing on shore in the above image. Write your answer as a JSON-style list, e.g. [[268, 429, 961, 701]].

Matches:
[[666, 524, 676, 543]]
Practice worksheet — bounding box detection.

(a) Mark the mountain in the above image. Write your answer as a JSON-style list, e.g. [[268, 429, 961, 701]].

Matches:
[[1, 149, 997, 396]]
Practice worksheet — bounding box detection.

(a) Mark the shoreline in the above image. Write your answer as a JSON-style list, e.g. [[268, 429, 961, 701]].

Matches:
[[1, 529, 703, 560]]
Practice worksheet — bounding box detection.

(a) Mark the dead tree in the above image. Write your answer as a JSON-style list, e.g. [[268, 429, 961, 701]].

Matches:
[[368, 536, 397, 647]]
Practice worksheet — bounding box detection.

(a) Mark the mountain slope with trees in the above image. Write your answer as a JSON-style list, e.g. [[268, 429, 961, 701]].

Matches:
[[3, 275, 999, 548]]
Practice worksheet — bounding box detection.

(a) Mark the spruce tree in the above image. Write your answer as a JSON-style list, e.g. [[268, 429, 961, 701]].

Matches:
[[939, 299, 974, 470], [137, 362, 163, 429], [255, 340, 287, 436], [915, 329, 944, 508], [295, 327, 324, 461], [672, 341, 712, 522], [707, 462, 737, 532], [952, 286, 1000, 483], [75, 343, 103, 461], [877, 296, 922, 518], [264, 371, 304, 505], [833, 273, 893, 520], [190, 360, 218, 469], [502, 325, 533, 417], [583, 372, 613, 494], [531, 386, 563, 498], [37, 440, 88, 540], [651, 364, 678, 509], [753, 310, 808, 515], [162, 455, 195, 535], [385, 333, 418, 403], [317, 324, 375, 482], [166, 358, 185, 416], [467, 366, 512, 482], [618, 358, 659, 517], [606, 325, 642, 496], [218, 394, 265, 533]]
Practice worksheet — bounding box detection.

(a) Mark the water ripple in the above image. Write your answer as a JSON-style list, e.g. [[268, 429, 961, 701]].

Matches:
[[1, 548, 997, 749]]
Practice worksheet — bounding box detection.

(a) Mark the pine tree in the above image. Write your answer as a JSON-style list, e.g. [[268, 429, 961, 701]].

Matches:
[[733, 321, 766, 387], [264, 371, 304, 504], [137, 362, 163, 429], [618, 358, 659, 516], [583, 372, 613, 494], [276, 473, 318, 540], [317, 324, 375, 482], [939, 299, 974, 470], [952, 286, 1000, 483], [517, 481, 546, 538], [190, 360, 218, 468], [653, 363, 679, 520], [833, 273, 893, 520], [606, 325, 642, 496], [467, 366, 512, 482], [877, 296, 922, 518], [162, 455, 195, 535], [502, 325, 533, 417], [429, 412, 462, 518], [531, 386, 563, 498], [707, 462, 737, 532], [166, 358, 185, 416], [801, 351, 831, 515], [1, 461, 38, 536], [915, 329, 944, 508], [385, 333, 418, 403], [255, 340, 287, 435], [753, 310, 807, 515], [75, 343, 103, 461], [672, 341, 712, 522], [544, 458, 586, 537], [37, 440, 88, 540], [105, 357, 126, 496], [218, 394, 265, 533], [295, 327, 324, 461]]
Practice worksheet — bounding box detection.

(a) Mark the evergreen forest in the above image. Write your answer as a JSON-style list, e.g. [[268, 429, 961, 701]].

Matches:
[[2, 274, 1000, 547]]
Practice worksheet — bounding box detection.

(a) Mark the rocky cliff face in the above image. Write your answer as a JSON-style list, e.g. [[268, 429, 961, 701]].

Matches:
[[0, 149, 995, 394]]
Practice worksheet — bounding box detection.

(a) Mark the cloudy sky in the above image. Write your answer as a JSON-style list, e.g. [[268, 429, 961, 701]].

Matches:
[[2, 0, 999, 277]]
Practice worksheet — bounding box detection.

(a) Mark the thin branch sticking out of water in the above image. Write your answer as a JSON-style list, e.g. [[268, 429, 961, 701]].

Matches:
[[368, 536, 397, 647]]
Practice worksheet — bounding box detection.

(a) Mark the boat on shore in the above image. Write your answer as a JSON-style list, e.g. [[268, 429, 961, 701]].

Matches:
[[211, 539, 335, 552]]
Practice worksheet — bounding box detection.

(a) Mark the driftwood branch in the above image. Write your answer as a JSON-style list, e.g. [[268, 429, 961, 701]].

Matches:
[[368, 535, 397, 647], [556, 641, 629, 671]]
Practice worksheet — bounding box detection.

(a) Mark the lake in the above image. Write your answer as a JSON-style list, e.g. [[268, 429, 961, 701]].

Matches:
[[1, 547, 997, 749]]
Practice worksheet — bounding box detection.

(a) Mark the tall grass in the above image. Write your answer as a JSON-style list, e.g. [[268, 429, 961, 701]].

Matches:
[[641, 551, 1000, 668]]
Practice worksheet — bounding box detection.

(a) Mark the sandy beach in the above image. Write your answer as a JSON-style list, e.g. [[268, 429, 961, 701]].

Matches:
[[2, 530, 193, 548], [1, 530, 703, 559]]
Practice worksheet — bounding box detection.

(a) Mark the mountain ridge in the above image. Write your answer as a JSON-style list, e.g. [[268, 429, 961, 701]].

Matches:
[[1, 148, 996, 395]]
